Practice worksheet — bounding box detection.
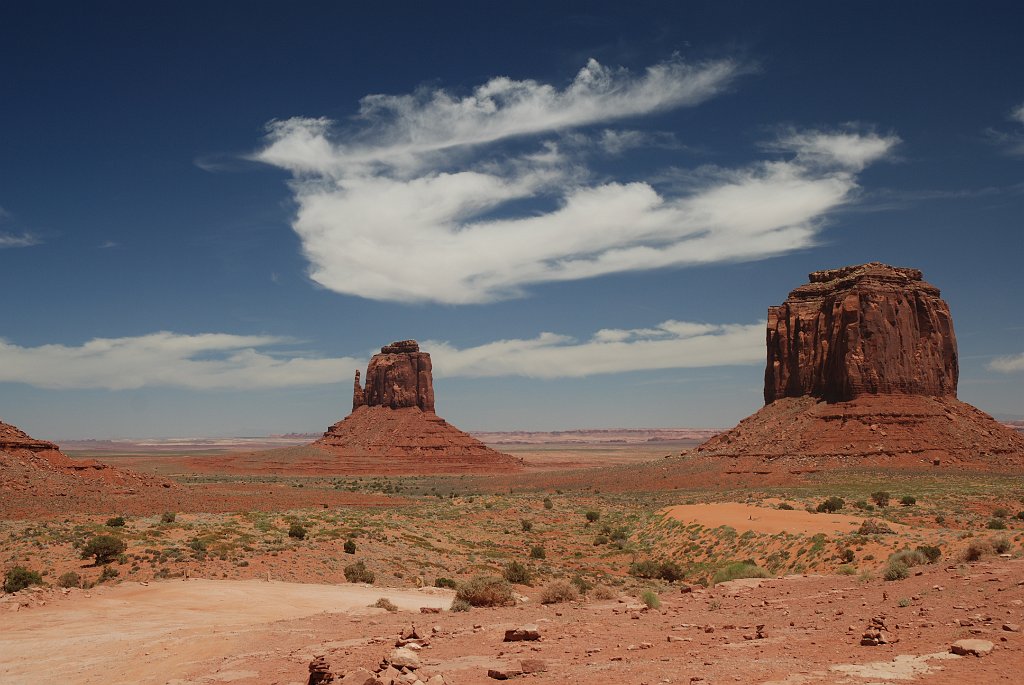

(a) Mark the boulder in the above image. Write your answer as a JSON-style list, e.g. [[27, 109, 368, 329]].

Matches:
[[950, 639, 994, 657]]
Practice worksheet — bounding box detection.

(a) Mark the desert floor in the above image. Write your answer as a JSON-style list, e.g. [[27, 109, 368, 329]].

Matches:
[[3, 440, 1024, 684]]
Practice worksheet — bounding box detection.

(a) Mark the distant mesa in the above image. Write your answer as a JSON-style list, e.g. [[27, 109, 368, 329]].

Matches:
[[312, 340, 522, 473], [698, 262, 1024, 469]]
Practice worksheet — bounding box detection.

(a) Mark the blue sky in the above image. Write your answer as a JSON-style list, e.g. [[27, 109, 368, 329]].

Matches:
[[1, 2, 1022, 438]]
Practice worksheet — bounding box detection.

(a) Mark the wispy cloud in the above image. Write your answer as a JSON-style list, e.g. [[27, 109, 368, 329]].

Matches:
[[989, 352, 1024, 373], [427, 320, 764, 378], [0, 321, 763, 390], [0, 333, 358, 390], [985, 102, 1024, 156], [253, 59, 899, 304], [0, 232, 40, 248]]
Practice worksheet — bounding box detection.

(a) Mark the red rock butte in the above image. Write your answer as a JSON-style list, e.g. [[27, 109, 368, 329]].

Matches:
[[312, 341, 522, 473], [0, 419, 172, 510], [698, 263, 1024, 470]]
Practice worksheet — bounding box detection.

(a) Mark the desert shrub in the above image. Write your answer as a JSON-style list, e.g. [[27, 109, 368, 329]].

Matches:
[[837, 564, 857, 576], [657, 561, 685, 582], [343, 539, 356, 554], [712, 562, 770, 585], [963, 539, 993, 561], [993, 507, 1010, 519], [839, 548, 855, 563], [99, 565, 120, 582], [372, 597, 398, 612], [853, 500, 874, 511], [502, 560, 532, 585], [640, 589, 661, 609], [58, 571, 82, 588], [449, 597, 472, 612], [593, 535, 609, 546], [871, 491, 891, 507], [81, 535, 127, 565], [160, 512, 176, 524], [455, 576, 515, 607], [629, 559, 661, 579], [570, 574, 592, 595], [529, 545, 545, 560], [540, 580, 579, 604], [344, 560, 375, 584], [916, 545, 942, 563], [288, 523, 307, 539], [935, 514, 946, 525], [889, 548, 927, 568], [817, 497, 845, 513], [900, 495, 917, 506], [543, 497, 553, 510], [883, 561, 909, 581], [987, 518, 1007, 530], [898, 597, 912, 607], [585, 510, 601, 523], [1015, 511, 1024, 521], [858, 519, 895, 535], [520, 519, 533, 533], [991, 535, 1012, 554], [106, 516, 126, 527], [777, 502, 795, 510], [590, 584, 616, 600], [3, 566, 43, 593], [435, 577, 457, 589]]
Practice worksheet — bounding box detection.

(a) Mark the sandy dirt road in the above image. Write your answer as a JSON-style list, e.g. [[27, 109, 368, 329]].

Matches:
[[661, 502, 909, 535], [0, 579, 453, 685]]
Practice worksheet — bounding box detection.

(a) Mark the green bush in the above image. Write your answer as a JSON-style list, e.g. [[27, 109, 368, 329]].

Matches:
[[543, 497, 553, 510], [853, 500, 874, 511], [99, 565, 119, 582], [570, 574, 592, 595], [777, 502, 795, 510], [540, 580, 579, 604], [963, 539, 992, 562], [344, 560, 375, 584], [629, 559, 661, 579], [585, 510, 601, 523], [502, 560, 532, 585], [520, 519, 533, 533], [640, 589, 661, 609], [991, 535, 1012, 554], [916, 545, 942, 563], [837, 564, 857, 576], [883, 561, 909, 581], [288, 523, 307, 539], [455, 576, 515, 607], [657, 561, 685, 582], [839, 548, 855, 563], [816, 497, 845, 513], [993, 508, 1010, 519], [900, 495, 917, 506], [449, 597, 472, 612], [343, 539, 356, 554], [593, 535, 609, 546], [434, 577, 457, 589], [529, 545, 545, 559], [871, 491, 891, 507], [712, 562, 770, 585], [987, 518, 1007, 530], [4, 566, 43, 593], [81, 535, 127, 565], [1014, 511, 1024, 521], [58, 571, 82, 588], [106, 516, 126, 527], [160, 512, 176, 524], [889, 548, 927, 567]]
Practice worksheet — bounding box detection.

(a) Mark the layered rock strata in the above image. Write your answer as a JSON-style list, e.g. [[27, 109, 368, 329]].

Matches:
[[698, 263, 1024, 470], [314, 341, 521, 473]]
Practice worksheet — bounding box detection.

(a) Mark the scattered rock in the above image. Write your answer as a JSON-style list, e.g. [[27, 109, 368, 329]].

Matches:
[[503, 624, 541, 642], [308, 655, 334, 685], [520, 659, 547, 674], [951, 639, 995, 657], [487, 665, 523, 680], [388, 647, 421, 670], [861, 616, 898, 646]]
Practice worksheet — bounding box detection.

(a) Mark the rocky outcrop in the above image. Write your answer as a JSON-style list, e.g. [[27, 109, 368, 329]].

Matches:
[[353, 340, 435, 412], [315, 341, 521, 474], [698, 263, 1024, 470], [765, 263, 958, 403]]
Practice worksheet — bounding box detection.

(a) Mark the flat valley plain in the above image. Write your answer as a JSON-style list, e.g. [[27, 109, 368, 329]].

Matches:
[[3, 433, 1024, 684]]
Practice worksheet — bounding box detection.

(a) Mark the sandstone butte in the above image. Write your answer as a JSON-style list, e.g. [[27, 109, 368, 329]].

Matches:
[[0, 418, 172, 498], [312, 340, 522, 473], [697, 262, 1024, 470]]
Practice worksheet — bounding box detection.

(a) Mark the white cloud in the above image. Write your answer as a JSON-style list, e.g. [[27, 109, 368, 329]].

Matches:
[[427, 320, 764, 379], [986, 102, 1024, 156], [0, 232, 40, 248], [1012, 103, 1024, 126], [254, 60, 897, 304], [0, 333, 358, 390], [0, 321, 764, 390], [989, 353, 1024, 373]]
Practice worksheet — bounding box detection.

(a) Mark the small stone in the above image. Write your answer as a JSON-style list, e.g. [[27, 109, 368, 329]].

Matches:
[[487, 666, 523, 680], [503, 624, 541, 642], [340, 668, 377, 685], [520, 659, 547, 674], [1002, 623, 1021, 633]]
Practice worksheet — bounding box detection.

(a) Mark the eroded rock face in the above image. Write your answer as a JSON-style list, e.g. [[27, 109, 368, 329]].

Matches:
[[765, 263, 958, 404], [353, 340, 435, 412]]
